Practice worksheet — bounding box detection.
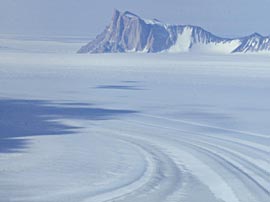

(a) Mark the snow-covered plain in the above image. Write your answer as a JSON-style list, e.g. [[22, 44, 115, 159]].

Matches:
[[0, 37, 269, 202]]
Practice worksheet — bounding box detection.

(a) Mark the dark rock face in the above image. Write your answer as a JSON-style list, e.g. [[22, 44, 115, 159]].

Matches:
[[78, 10, 173, 53], [78, 9, 270, 54]]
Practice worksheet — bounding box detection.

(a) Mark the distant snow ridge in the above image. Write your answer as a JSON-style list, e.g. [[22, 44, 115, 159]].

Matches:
[[233, 33, 270, 53], [78, 9, 270, 54]]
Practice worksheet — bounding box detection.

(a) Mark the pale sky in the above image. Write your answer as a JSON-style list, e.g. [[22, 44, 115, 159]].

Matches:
[[1, 0, 270, 38]]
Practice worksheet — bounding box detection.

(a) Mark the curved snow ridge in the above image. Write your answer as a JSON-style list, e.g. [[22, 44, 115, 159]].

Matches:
[[169, 147, 241, 202], [124, 116, 270, 176], [82, 129, 184, 202], [175, 140, 269, 202], [125, 118, 270, 183], [93, 127, 228, 202], [176, 137, 270, 195], [120, 117, 270, 188], [81, 139, 156, 202], [115, 130, 240, 202], [96, 114, 270, 202], [190, 134, 270, 173], [93, 126, 239, 202], [3, 133, 152, 202]]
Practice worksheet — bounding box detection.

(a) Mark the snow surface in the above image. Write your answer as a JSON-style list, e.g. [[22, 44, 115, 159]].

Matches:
[[190, 40, 242, 54], [168, 27, 193, 52], [0, 34, 88, 53], [143, 18, 164, 26], [0, 37, 270, 202]]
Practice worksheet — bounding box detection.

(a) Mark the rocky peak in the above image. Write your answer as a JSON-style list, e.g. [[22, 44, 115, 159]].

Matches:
[[78, 10, 270, 54]]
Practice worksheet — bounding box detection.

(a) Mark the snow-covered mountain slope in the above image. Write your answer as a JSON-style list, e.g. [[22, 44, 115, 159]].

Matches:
[[78, 9, 270, 54], [233, 33, 270, 53]]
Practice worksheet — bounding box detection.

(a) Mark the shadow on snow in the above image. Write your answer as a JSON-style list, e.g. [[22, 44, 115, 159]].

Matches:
[[95, 85, 143, 90], [0, 99, 137, 153]]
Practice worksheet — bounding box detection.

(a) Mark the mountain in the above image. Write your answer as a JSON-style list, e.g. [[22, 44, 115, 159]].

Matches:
[[232, 33, 270, 53], [78, 9, 270, 54]]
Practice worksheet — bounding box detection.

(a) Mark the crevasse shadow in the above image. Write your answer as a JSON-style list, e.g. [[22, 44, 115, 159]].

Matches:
[[0, 99, 137, 153]]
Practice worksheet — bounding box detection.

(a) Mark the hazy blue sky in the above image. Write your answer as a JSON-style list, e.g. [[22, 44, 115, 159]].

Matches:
[[1, 0, 270, 38]]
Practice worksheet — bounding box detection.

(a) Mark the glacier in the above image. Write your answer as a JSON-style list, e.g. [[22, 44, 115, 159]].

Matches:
[[0, 35, 269, 202]]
